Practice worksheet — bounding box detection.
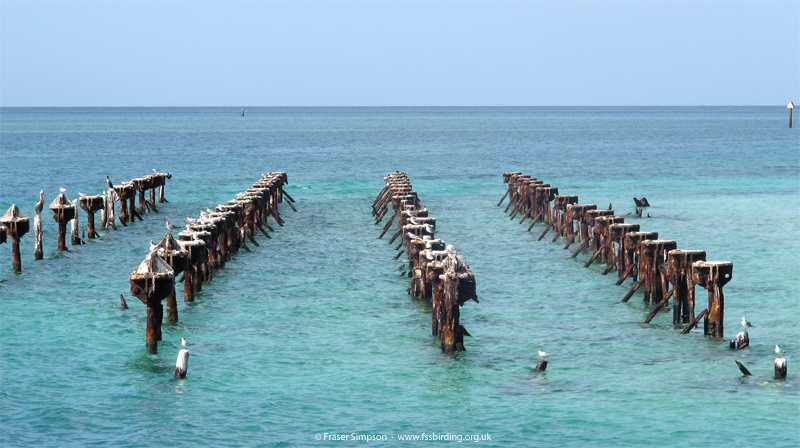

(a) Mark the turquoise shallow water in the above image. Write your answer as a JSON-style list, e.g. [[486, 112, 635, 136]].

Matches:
[[0, 107, 798, 447]]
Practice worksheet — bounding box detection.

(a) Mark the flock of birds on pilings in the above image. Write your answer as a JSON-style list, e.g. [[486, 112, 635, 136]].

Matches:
[[499, 172, 788, 380], [372, 171, 482, 357], [128, 172, 294, 379], [0, 169, 173, 271]]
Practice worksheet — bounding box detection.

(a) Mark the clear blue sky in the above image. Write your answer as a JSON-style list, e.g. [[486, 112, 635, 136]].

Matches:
[[1, 1, 797, 106]]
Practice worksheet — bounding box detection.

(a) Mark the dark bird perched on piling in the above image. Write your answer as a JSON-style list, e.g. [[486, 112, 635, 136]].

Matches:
[[608, 203, 612, 210], [106, 176, 114, 189], [35, 191, 44, 214], [633, 197, 651, 207]]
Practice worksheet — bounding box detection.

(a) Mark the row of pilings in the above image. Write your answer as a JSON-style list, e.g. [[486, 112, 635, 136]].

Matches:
[[499, 172, 735, 339], [373, 172, 478, 353], [0, 172, 172, 272], [129, 172, 294, 355], [500, 172, 788, 379]]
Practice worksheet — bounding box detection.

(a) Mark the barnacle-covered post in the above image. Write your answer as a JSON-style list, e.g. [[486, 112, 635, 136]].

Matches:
[[157, 233, 189, 323], [49, 194, 76, 251], [1, 205, 30, 271], [692, 261, 732, 338], [79, 195, 104, 238], [130, 251, 175, 353]]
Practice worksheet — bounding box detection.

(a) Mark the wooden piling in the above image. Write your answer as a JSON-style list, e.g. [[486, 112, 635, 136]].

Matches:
[[130, 251, 175, 354], [664, 250, 706, 324], [2, 205, 30, 272], [692, 261, 733, 338], [775, 358, 787, 380], [174, 349, 189, 379], [49, 194, 76, 251]]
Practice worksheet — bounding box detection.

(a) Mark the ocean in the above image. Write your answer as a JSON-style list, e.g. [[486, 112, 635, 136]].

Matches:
[[1, 107, 797, 447]]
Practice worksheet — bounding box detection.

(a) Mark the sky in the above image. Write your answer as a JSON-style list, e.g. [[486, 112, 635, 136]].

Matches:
[[0, 1, 798, 107]]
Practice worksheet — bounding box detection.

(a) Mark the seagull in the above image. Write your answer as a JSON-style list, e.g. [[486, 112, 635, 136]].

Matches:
[[186, 217, 197, 223], [181, 338, 195, 347], [149, 240, 159, 252], [152, 168, 159, 173], [35, 191, 44, 214], [741, 316, 754, 332], [166, 221, 179, 230], [78, 192, 86, 197], [538, 349, 555, 359], [59, 188, 67, 193], [106, 176, 114, 189], [775, 345, 786, 356]]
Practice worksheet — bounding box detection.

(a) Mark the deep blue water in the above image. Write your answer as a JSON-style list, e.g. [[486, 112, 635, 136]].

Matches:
[[1, 107, 798, 447]]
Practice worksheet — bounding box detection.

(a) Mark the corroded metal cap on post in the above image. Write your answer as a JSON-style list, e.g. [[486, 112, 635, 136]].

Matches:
[[1, 205, 30, 238], [49, 194, 76, 223], [129, 250, 175, 303]]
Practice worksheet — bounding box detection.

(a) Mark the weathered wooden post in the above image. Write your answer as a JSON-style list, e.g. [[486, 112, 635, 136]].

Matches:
[[692, 261, 732, 338], [152, 172, 172, 203], [156, 233, 189, 323], [177, 238, 205, 302], [79, 195, 104, 239], [174, 349, 189, 379], [789, 101, 794, 128], [113, 183, 133, 225], [70, 202, 82, 246], [1, 205, 30, 271], [665, 250, 706, 324], [619, 231, 658, 285], [608, 223, 640, 276], [49, 194, 76, 251], [638, 240, 677, 303], [130, 251, 175, 354], [730, 331, 749, 350], [775, 357, 787, 380]]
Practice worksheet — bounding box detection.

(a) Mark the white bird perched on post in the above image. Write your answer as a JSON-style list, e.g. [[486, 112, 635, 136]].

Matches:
[[775, 345, 786, 356], [78, 192, 86, 197], [538, 349, 555, 359], [741, 317, 754, 332], [166, 221, 179, 230], [59, 188, 67, 193], [152, 168, 159, 173], [181, 337, 195, 347], [186, 217, 197, 223], [149, 240, 159, 252]]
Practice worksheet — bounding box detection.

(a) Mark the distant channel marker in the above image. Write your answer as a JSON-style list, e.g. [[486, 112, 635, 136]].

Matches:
[[788, 101, 794, 128]]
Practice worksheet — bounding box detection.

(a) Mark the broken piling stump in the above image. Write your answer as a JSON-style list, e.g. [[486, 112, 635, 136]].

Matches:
[[775, 358, 787, 380], [156, 233, 189, 323]]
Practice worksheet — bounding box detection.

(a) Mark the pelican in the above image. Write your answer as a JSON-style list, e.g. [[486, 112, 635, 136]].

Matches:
[[34, 191, 44, 214], [538, 349, 555, 359], [106, 176, 114, 189], [166, 221, 179, 230]]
